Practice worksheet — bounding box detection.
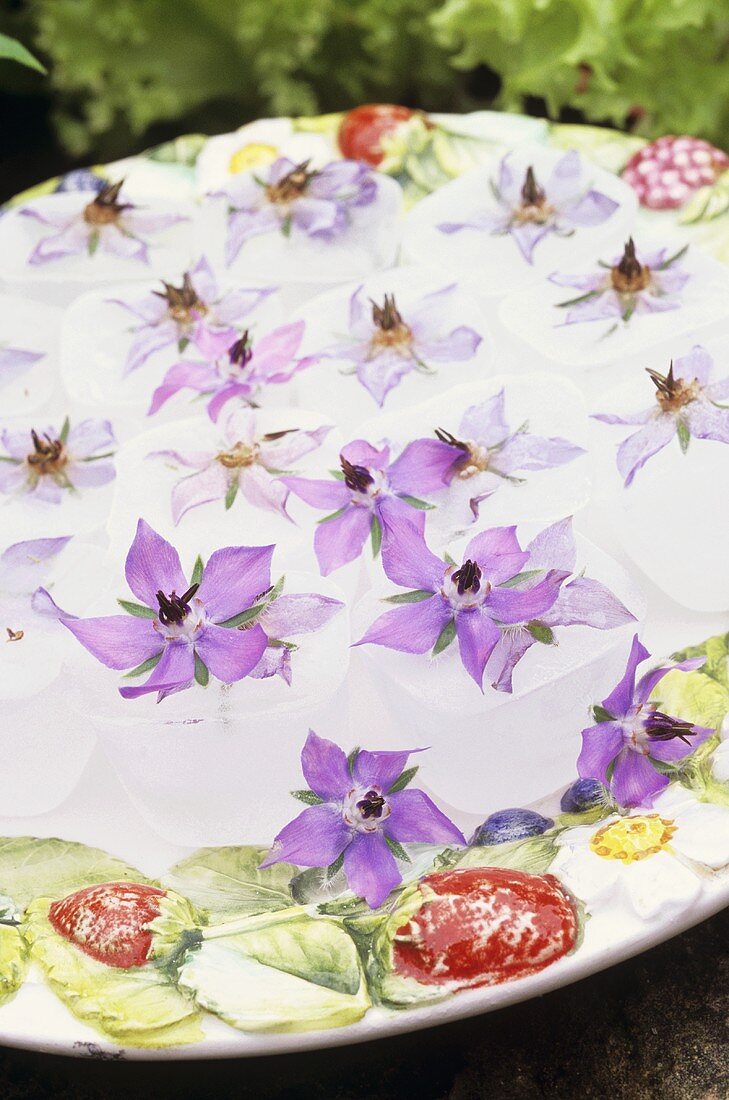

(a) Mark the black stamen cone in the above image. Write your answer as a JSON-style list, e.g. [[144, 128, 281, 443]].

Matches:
[[156, 583, 200, 625], [341, 456, 374, 493], [452, 558, 482, 595]]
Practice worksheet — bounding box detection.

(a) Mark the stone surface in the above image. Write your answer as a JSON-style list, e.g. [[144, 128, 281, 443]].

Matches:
[[0, 908, 726, 1099]]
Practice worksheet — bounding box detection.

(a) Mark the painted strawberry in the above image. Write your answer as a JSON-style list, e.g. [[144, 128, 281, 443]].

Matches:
[[49, 882, 170, 969], [385, 867, 578, 993], [622, 136, 729, 210], [338, 104, 424, 167]]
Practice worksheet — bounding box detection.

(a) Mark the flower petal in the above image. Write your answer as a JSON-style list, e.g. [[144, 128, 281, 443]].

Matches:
[[610, 748, 668, 808], [577, 721, 625, 784], [379, 518, 444, 591], [282, 476, 350, 510], [603, 634, 649, 717], [125, 319, 177, 376], [526, 517, 577, 572], [124, 519, 186, 608], [542, 576, 635, 630], [387, 438, 454, 494], [313, 505, 371, 575], [194, 622, 268, 682], [355, 595, 451, 654], [458, 389, 510, 447], [356, 348, 414, 406], [62, 613, 161, 670], [386, 788, 465, 845], [352, 749, 417, 792], [261, 803, 350, 868], [463, 526, 527, 584], [196, 544, 274, 622], [455, 609, 501, 689], [118, 641, 195, 701], [684, 399, 729, 445], [259, 593, 343, 638], [250, 321, 305, 382], [673, 345, 713, 387], [343, 831, 401, 908], [148, 360, 219, 416], [300, 730, 352, 801], [171, 464, 229, 524], [238, 464, 290, 518], [617, 415, 677, 487], [488, 572, 564, 624]]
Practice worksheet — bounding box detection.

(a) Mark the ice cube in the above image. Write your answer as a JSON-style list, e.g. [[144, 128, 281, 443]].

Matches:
[[59, 279, 284, 439], [0, 293, 62, 416], [498, 242, 729, 403], [356, 374, 591, 558], [292, 266, 494, 433], [0, 192, 200, 308], [105, 408, 342, 577], [401, 144, 637, 300], [352, 527, 645, 814], [81, 570, 352, 845]]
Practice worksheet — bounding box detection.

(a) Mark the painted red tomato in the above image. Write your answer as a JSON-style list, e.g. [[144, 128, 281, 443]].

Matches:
[[392, 866, 578, 990], [338, 104, 418, 166], [49, 882, 167, 969]]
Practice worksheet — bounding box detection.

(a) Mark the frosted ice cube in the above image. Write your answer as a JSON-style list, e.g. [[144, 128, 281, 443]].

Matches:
[[0, 192, 200, 308], [0, 293, 62, 416], [401, 144, 637, 299], [105, 408, 342, 577], [0, 411, 118, 540], [590, 332, 729, 610], [0, 538, 108, 815], [59, 278, 284, 439], [204, 171, 403, 287], [80, 570, 351, 845], [292, 266, 494, 433], [356, 374, 592, 556], [498, 242, 729, 399], [352, 528, 645, 814]]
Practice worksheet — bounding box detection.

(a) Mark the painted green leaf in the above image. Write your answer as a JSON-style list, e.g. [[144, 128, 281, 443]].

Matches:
[[0, 33, 47, 74], [0, 837, 146, 910], [651, 669, 729, 732], [177, 915, 369, 1033], [451, 835, 558, 875], [162, 846, 297, 924], [0, 925, 28, 1006], [23, 901, 202, 1048]]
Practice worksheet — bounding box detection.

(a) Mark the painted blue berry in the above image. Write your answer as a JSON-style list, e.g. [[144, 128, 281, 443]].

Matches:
[[56, 169, 105, 194], [560, 777, 610, 814], [470, 807, 554, 846]]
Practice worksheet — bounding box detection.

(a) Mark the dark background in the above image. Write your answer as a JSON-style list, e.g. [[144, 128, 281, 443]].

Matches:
[[1, 63, 727, 1100], [0, 907, 726, 1099]]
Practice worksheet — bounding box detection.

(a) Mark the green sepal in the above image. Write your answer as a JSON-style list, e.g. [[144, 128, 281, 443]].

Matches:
[[87, 230, 100, 256], [194, 653, 209, 687], [317, 506, 347, 525], [117, 599, 157, 619], [224, 481, 238, 510], [677, 420, 691, 453], [398, 495, 435, 510], [58, 416, 71, 444], [190, 555, 205, 587], [384, 836, 411, 863], [291, 789, 324, 805], [123, 651, 163, 679], [592, 704, 615, 724], [527, 621, 555, 645], [383, 589, 433, 605], [432, 618, 456, 656], [370, 515, 383, 558], [387, 766, 418, 793]]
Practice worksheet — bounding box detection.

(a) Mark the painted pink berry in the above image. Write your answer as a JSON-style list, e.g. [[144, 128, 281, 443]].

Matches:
[[622, 136, 729, 210]]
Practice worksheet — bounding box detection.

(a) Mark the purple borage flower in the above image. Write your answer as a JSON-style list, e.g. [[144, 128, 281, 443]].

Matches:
[[148, 321, 315, 422], [433, 388, 585, 519], [323, 286, 482, 407], [550, 237, 690, 326], [152, 406, 332, 524], [261, 730, 465, 908], [0, 417, 115, 503], [438, 151, 619, 263], [60, 519, 343, 701], [577, 634, 711, 808], [283, 437, 454, 576], [222, 157, 378, 266], [20, 180, 187, 266], [593, 346, 729, 486], [108, 256, 275, 376], [0, 345, 44, 386], [357, 516, 634, 693]]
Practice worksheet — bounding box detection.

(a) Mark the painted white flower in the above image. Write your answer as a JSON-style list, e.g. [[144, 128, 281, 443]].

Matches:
[[195, 119, 335, 196], [552, 785, 729, 920], [711, 715, 729, 783]]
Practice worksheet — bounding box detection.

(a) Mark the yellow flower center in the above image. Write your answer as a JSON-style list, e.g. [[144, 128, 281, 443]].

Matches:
[[589, 815, 676, 864], [216, 441, 259, 469], [228, 143, 279, 174]]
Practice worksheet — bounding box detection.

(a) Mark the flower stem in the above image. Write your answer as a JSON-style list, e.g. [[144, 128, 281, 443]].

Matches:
[[200, 903, 313, 941]]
